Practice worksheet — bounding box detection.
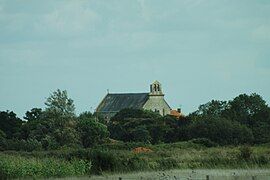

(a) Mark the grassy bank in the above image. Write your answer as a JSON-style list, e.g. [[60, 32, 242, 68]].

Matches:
[[0, 141, 270, 179]]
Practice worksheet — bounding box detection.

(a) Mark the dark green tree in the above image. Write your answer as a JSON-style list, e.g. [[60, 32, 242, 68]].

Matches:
[[24, 108, 43, 121], [130, 126, 152, 143], [187, 116, 254, 145], [225, 93, 270, 143], [0, 111, 22, 139], [190, 100, 229, 119], [109, 109, 178, 144], [77, 117, 109, 148]]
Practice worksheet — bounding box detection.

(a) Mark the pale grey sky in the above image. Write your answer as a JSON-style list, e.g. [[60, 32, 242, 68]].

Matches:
[[0, 0, 270, 118]]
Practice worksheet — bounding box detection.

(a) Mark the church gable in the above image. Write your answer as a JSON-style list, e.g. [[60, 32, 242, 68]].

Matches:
[[143, 80, 171, 116]]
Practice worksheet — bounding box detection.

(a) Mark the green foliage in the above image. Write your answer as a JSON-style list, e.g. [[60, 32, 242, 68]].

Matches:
[[0, 111, 22, 139], [24, 108, 43, 121], [187, 116, 254, 145], [190, 138, 218, 147], [189, 93, 270, 145], [90, 150, 119, 173], [109, 109, 180, 144], [238, 145, 253, 161], [1, 141, 270, 177], [0, 130, 6, 151], [130, 126, 152, 143], [109, 117, 164, 143], [4, 138, 42, 152], [192, 100, 229, 118], [156, 157, 178, 170], [78, 111, 94, 119], [77, 117, 109, 148], [2, 91, 270, 154], [45, 89, 75, 117], [225, 93, 270, 143], [0, 154, 91, 179]]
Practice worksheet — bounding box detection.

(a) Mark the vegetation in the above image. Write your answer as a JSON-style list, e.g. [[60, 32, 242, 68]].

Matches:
[[0, 89, 270, 178], [0, 141, 270, 178], [0, 154, 90, 179]]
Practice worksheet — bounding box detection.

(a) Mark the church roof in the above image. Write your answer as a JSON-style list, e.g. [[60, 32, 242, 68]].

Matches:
[[96, 93, 149, 112]]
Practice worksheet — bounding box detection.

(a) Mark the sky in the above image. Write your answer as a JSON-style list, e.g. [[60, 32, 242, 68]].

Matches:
[[0, 0, 270, 118]]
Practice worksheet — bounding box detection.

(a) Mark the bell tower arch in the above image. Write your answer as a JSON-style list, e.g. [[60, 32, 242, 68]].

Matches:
[[150, 80, 163, 96]]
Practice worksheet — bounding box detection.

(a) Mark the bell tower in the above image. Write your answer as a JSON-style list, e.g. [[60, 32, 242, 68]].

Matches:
[[150, 80, 164, 96]]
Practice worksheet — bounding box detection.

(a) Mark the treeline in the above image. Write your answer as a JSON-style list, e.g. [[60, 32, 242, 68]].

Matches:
[[0, 90, 109, 151], [109, 93, 270, 146], [1, 90, 270, 151]]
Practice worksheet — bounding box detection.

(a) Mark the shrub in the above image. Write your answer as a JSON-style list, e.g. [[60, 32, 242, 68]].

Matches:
[[0, 130, 6, 151], [77, 118, 109, 148], [90, 150, 119, 174], [4, 139, 42, 151], [190, 138, 218, 147], [156, 157, 178, 170], [255, 155, 269, 165], [238, 145, 253, 160]]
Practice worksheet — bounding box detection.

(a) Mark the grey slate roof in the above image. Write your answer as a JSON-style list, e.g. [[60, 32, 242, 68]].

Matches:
[[96, 93, 149, 112]]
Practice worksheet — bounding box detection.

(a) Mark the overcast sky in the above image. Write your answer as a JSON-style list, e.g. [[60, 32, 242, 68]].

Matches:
[[1, 0, 270, 118]]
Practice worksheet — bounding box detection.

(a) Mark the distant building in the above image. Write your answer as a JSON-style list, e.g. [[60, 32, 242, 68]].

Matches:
[[170, 108, 184, 118], [96, 81, 172, 120]]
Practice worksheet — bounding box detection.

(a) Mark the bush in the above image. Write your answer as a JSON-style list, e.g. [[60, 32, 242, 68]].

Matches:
[[0, 130, 6, 151], [90, 150, 120, 174], [4, 139, 42, 151], [190, 138, 218, 147], [77, 118, 109, 148], [238, 145, 253, 160], [125, 155, 150, 171]]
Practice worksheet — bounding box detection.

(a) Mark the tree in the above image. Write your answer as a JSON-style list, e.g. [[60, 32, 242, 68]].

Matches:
[[187, 116, 254, 145], [130, 126, 151, 143], [225, 93, 269, 125], [108, 109, 177, 144], [224, 93, 270, 143], [19, 90, 80, 149], [78, 111, 94, 120], [77, 117, 109, 148], [0, 111, 22, 139], [24, 108, 43, 121], [45, 89, 75, 117], [190, 100, 229, 118]]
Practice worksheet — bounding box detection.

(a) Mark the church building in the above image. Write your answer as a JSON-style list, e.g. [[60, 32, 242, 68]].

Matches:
[[96, 81, 172, 120]]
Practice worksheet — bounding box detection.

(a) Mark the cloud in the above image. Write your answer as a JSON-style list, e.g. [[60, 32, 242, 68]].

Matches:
[[137, 0, 151, 21], [37, 1, 100, 35]]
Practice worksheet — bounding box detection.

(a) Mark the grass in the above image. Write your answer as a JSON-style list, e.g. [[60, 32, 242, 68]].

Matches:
[[0, 154, 91, 179], [1, 141, 270, 178]]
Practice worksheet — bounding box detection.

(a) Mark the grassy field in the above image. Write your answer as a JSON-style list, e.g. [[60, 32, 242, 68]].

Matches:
[[1, 141, 270, 179]]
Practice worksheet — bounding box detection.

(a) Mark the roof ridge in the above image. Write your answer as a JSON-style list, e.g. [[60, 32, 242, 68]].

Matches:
[[108, 93, 148, 95]]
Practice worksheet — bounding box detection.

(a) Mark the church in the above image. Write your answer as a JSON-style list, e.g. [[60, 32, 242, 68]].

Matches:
[[96, 81, 173, 120]]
